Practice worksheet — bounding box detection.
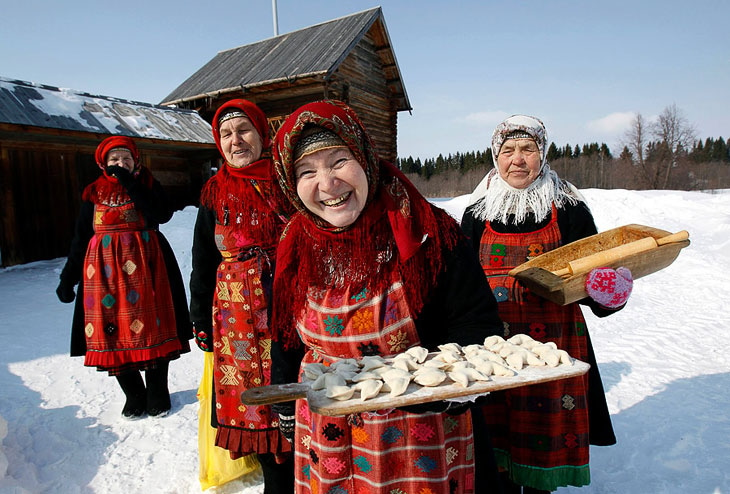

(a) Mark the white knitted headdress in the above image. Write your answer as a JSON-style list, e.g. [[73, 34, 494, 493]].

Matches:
[[468, 115, 585, 224]]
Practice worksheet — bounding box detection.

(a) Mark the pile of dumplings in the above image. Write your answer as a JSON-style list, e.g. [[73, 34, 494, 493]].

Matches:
[[303, 334, 574, 403]]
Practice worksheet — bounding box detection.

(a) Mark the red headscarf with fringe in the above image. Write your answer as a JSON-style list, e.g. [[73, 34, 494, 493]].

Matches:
[[199, 99, 289, 245], [271, 100, 461, 350]]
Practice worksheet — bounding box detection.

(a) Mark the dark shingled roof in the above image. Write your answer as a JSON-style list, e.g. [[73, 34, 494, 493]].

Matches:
[[160, 7, 410, 110], [0, 77, 213, 143]]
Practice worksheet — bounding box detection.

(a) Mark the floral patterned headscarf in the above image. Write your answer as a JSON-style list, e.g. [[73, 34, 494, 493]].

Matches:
[[271, 100, 462, 349]]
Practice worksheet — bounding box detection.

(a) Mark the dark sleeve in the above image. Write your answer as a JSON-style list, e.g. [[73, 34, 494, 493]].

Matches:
[[120, 175, 173, 226], [556, 200, 598, 245], [416, 233, 503, 350], [460, 202, 486, 253], [189, 206, 222, 326], [557, 201, 624, 317], [59, 201, 95, 287], [270, 340, 306, 385]]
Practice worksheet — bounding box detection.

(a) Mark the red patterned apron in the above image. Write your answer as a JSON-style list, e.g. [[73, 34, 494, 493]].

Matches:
[[83, 201, 181, 374], [477, 206, 591, 490], [293, 279, 475, 494], [211, 222, 290, 455]]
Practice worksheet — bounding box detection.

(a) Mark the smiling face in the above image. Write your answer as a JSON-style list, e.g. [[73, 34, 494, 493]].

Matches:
[[218, 116, 263, 168], [106, 149, 135, 172], [496, 138, 542, 189], [294, 146, 369, 228]]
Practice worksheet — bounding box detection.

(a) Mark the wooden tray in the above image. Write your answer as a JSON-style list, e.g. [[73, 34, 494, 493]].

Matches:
[[241, 360, 589, 417], [508, 224, 690, 305]]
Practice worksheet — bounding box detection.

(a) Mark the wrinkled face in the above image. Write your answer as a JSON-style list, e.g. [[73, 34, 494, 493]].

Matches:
[[294, 146, 369, 228], [218, 116, 263, 168], [496, 138, 542, 189], [106, 149, 135, 172]]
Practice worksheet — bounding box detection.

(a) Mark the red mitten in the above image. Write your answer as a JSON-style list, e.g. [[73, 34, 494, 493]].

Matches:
[[585, 267, 633, 308]]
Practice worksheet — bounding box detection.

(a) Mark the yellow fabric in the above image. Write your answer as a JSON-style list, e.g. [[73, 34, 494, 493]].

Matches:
[[198, 352, 260, 490]]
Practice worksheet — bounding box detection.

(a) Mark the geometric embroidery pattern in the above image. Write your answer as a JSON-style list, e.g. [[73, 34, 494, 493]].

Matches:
[[562, 394, 576, 410], [221, 336, 232, 356], [229, 282, 245, 303], [217, 281, 230, 301], [85, 323, 94, 337], [130, 319, 144, 334], [122, 260, 137, 275], [220, 365, 239, 385], [233, 340, 252, 360], [86, 264, 96, 279]]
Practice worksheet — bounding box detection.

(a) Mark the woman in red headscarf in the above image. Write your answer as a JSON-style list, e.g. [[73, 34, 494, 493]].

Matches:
[[270, 100, 505, 494], [189, 99, 294, 492], [57, 135, 191, 419]]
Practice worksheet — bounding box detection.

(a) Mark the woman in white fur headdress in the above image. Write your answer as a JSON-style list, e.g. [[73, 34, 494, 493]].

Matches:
[[461, 115, 630, 493]]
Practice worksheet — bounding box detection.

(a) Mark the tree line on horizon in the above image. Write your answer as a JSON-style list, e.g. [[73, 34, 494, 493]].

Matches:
[[397, 105, 730, 197]]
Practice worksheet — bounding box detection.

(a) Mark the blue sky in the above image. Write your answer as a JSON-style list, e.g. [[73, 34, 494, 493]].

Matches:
[[2, 0, 728, 160]]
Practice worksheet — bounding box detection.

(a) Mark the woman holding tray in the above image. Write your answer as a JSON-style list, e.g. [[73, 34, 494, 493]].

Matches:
[[270, 100, 505, 493], [461, 115, 630, 493]]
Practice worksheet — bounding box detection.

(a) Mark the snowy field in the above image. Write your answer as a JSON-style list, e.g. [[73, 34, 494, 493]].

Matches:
[[1, 188, 728, 493]]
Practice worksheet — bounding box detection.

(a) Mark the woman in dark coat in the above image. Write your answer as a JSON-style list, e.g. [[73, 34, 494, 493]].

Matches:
[[269, 100, 505, 493], [461, 115, 631, 493], [188, 99, 293, 493], [56, 135, 191, 419]]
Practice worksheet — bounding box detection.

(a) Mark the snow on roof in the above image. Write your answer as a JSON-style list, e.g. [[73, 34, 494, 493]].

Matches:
[[0, 77, 213, 144]]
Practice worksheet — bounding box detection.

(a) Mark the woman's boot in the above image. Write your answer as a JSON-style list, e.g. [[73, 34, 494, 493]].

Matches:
[[145, 362, 171, 417], [116, 371, 146, 419]]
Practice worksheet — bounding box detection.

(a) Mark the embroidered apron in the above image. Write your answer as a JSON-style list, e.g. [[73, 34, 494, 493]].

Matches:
[[83, 201, 180, 374], [293, 280, 475, 494], [211, 221, 290, 455], [477, 207, 591, 490]]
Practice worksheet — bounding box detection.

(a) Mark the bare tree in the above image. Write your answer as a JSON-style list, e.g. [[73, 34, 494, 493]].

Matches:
[[652, 104, 696, 188], [622, 112, 651, 186]]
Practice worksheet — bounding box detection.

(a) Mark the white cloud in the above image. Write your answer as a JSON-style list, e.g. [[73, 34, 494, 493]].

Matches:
[[586, 112, 636, 135]]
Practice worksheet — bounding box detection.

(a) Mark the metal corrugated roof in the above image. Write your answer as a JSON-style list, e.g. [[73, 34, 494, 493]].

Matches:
[[0, 77, 214, 144], [160, 7, 406, 107]]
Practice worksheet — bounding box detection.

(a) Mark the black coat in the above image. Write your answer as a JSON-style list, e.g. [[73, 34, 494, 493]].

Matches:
[[59, 175, 191, 357]]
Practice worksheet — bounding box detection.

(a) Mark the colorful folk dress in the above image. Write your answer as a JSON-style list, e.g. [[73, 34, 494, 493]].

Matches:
[[83, 199, 182, 374], [211, 221, 291, 456], [293, 279, 476, 494], [477, 206, 591, 491]]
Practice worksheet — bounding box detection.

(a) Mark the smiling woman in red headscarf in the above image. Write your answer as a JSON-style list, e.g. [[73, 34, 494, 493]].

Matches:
[[57, 135, 191, 419], [270, 100, 505, 494], [188, 99, 294, 492]]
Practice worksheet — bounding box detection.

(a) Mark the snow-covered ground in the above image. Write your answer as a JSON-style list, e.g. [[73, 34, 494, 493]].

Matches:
[[1, 188, 728, 493]]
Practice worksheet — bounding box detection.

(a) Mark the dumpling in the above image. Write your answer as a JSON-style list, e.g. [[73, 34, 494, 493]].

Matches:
[[302, 362, 327, 380], [355, 379, 384, 401], [447, 370, 470, 387], [437, 343, 463, 355], [360, 355, 387, 372], [463, 367, 491, 382], [382, 376, 410, 397], [351, 371, 381, 382], [326, 385, 355, 401], [484, 335, 505, 349], [413, 369, 447, 387], [433, 350, 461, 364], [392, 355, 420, 372], [491, 362, 515, 377], [404, 346, 429, 364], [381, 367, 412, 382], [311, 372, 346, 391]]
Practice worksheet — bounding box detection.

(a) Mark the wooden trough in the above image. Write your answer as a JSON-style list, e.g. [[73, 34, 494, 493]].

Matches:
[[508, 224, 690, 305]]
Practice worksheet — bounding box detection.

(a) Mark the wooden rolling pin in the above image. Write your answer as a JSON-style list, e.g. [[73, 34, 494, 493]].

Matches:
[[553, 230, 689, 278]]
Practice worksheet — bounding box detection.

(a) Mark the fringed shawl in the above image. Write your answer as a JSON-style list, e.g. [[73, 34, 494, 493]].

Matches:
[[271, 100, 461, 350]]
